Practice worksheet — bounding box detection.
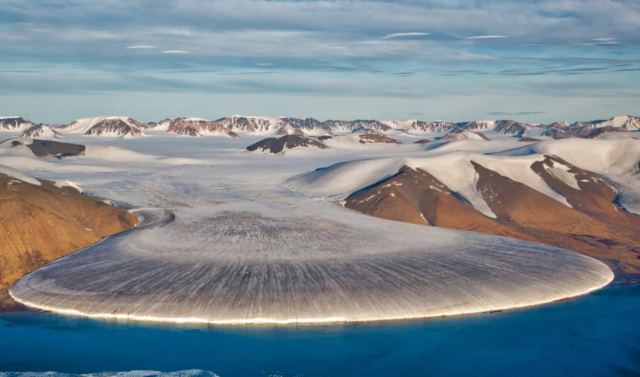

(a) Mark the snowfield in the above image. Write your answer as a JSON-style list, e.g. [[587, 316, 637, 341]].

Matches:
[[497, 138, 640, 213], [3, 133, 632, 325]]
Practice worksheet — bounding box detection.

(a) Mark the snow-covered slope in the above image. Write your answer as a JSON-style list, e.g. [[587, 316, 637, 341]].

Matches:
[[289, 138, 640, 217], [569, 115, 640, 131], [0, 163, 41, 185], [158, 117, 238, 137], [21, 124, 61, 139], [498, 138, 640, 213], [442, 130, 490, 141], [217, 116, 284, 135], [500, 138, 640, 176], [289, 151, 577, 218], [61, 116, 145, 137], [0, 117, 35, 132]]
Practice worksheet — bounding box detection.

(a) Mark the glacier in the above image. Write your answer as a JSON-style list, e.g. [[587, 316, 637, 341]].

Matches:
[[4, 134, 618, 325]]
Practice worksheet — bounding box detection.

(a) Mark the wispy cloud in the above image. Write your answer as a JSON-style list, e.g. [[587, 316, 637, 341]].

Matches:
[[381, 32, 429, 39], [161, 50, 192, 54], [0, 0, 639, 122], [591, 37, 619, 45]]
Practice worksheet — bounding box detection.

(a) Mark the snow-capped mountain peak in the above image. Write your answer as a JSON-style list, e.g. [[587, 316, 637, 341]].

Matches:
[[62, 116, 145, 137], [21, 124, 61, 139], [0, 116, 35, 132]]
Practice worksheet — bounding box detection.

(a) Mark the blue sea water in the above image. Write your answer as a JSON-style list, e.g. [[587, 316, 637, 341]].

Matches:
[[1, 282, 639, 377]]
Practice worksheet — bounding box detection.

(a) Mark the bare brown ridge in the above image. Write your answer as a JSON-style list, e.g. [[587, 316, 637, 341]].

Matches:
[[345, 158, 640, 274], [0, 173, 137, 310]]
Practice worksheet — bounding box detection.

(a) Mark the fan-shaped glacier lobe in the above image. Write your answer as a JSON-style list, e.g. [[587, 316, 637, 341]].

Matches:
[[10, 204, 613, 326]]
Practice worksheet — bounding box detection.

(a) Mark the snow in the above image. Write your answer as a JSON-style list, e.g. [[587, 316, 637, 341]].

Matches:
[[531, 138, 640, 176], [289, 151, 574, 217], [61, 116, 144, 137], [0, 117, 34, 132], [595, 131, 640, 140], [22, 125, 61, 139], [0, 163, 41, 185], [496, 138, 640, 213], [471, 120, 497, 130], [54, 180, 83, 192], [544, 159, 581, 190], [62, 116, 127, 133], [382, 119, 418, 129], [444, 130, 488, 141], [0, 132, 623, 325], [409, 153, 498, 217], [595, 115, 640, 130], [81, 145, 203, 165]]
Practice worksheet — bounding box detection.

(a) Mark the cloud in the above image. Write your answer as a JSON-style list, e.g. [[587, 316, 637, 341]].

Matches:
[[127, 45, 156, 49], [0, 0, 638, 122], [381, 32, 430, 39], [591, 37, 619, 45]]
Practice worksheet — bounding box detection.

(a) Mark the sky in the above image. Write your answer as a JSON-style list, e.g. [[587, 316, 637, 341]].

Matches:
[[0, 0, 639, 124]]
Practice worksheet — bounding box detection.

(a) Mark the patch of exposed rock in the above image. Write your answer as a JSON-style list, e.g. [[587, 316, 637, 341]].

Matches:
[[346, 160, 640, 274], [345, 166, 531, 240], [78, 117, 145, 137], [0, 117, 34, 132], [0, 173, 137, 309], [20, 124, 61, 139], [246, 135, 328, 154], [161, 117, 239, 138], [10, 139, 85, 158], [358, 133, 402, 144]]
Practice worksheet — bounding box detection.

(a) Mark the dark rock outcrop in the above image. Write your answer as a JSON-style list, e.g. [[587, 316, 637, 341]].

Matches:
[[246, 135, 328, 154]]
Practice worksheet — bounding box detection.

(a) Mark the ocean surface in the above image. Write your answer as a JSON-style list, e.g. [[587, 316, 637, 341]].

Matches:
[[1, 281, 639, 377]]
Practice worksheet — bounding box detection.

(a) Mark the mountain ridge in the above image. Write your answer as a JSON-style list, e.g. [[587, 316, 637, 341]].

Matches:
[[2, 114, 639, 140]]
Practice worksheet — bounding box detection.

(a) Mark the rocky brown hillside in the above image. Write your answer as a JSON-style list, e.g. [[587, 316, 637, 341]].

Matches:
[[0, 173, 137, 309], [346, 159, 640, 274]]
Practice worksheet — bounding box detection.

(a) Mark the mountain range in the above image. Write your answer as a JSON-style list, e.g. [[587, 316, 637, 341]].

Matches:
[[1, 114, 639, 140]]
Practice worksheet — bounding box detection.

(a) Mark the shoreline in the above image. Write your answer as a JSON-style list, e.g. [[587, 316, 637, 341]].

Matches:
[[9, 262, 613, 327], [0, 206, 140, 312]]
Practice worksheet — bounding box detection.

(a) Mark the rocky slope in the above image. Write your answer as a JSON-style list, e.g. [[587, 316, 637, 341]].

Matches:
[[246, 135, 327, 154], [0, 117, 35, 132], [354, 131, 402, 144], [20, 124, 61, 139], [0, 171, 137, 309], [345, 158, 640, 274], [62, 116, 145, 137], [157, 117, 239, 138]]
